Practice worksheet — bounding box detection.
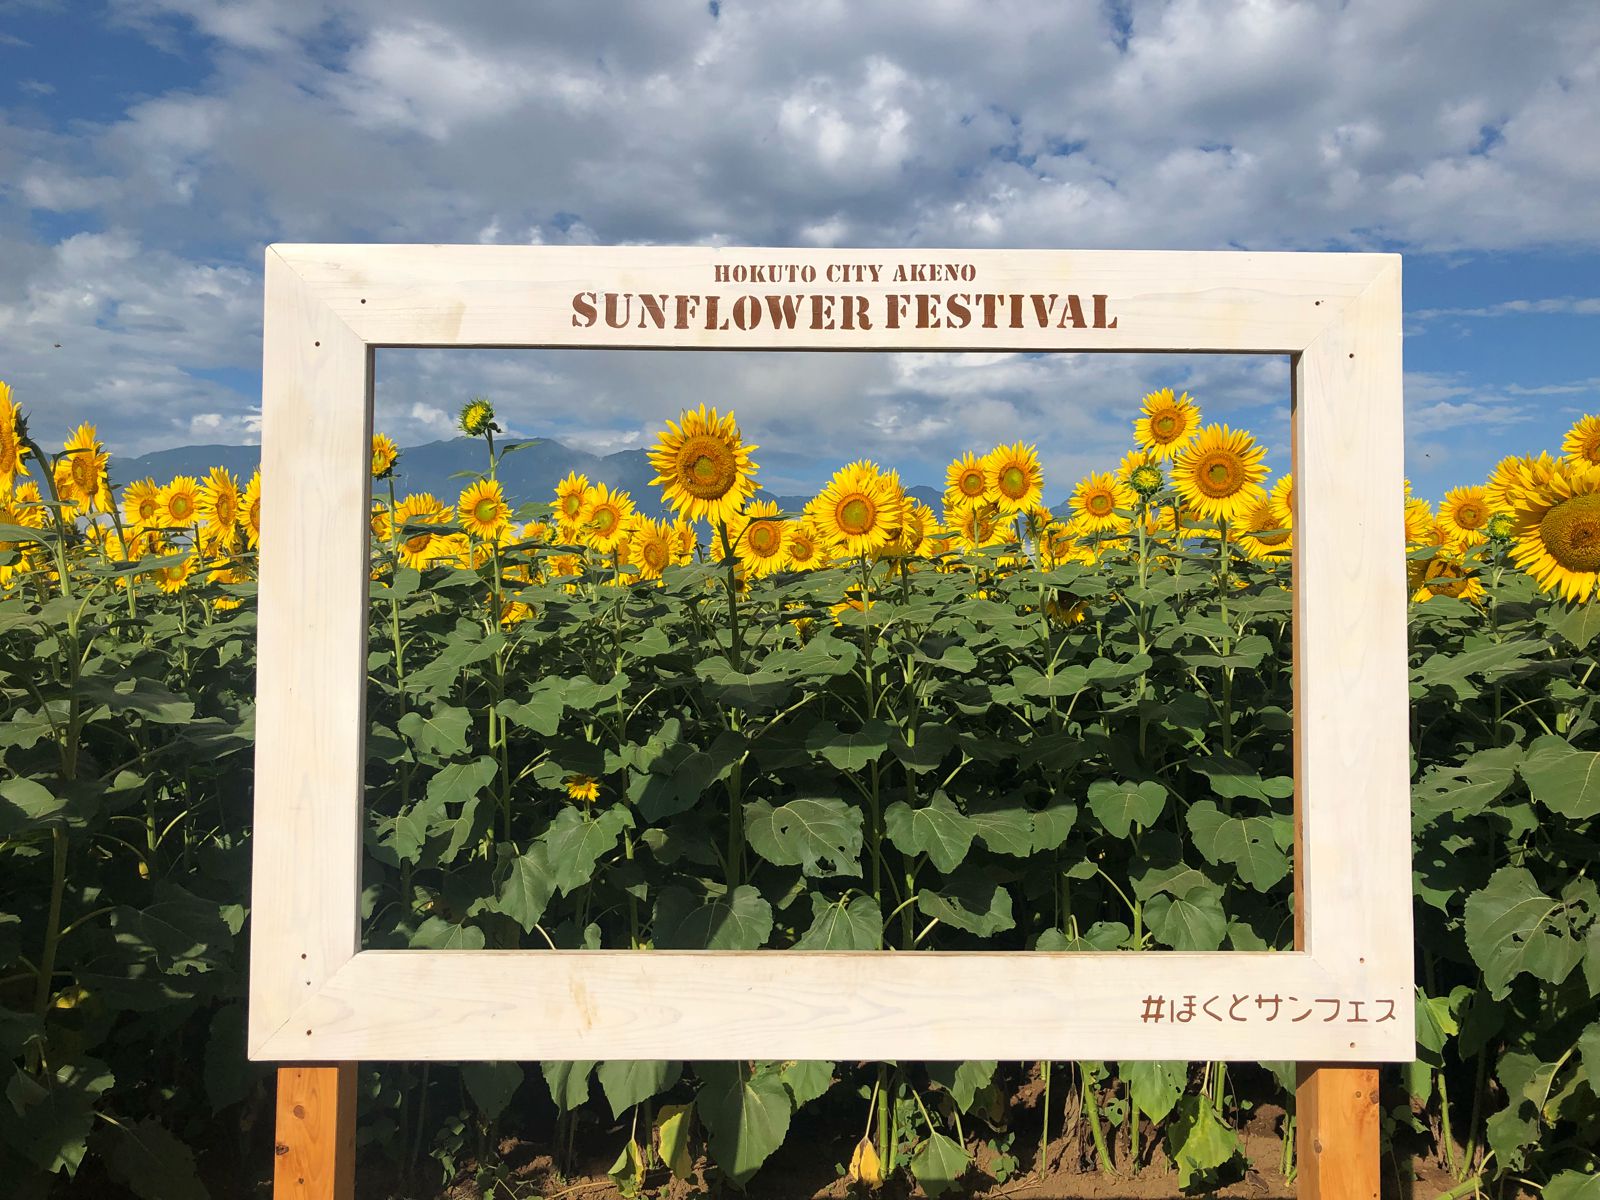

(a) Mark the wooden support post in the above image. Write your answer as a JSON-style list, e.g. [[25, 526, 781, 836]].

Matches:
[[274, 1064, 357, 1200], [1296, 1065, 1380, 1200]]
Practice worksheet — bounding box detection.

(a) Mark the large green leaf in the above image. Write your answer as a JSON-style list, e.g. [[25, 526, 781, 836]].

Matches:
[[694, 1062, 791, 1186], [1412, 745, 1522, 823], [100, 1117, 209, 1200], [794, 894, 882, 950], [884, 792, 974, 873], [492, 846, 556, 932], [916, 872, 1015, 936], [1519, 735, 1600, 819], [397, 704, 471, 758], [1167, 1094, 1241, 1189], [597, 1060, 681, 1119], [806, 719, 892, 771], [1185, 800, 1289, 891], [2, 1057, 114, 1176], [1125, 1060, 1187, 1123], [461, 1062, 523, 1121], [926, 1060, 996, 1111], [743, 796, 862, 876], [1145, 880, 1227, 951], [540, 1060, 595, 1113], [1464, 867, 1585, 998], [909, 1130, 970, 1196], [1086, 779, 1167, 838], [654, 885, 773, 950], [543, 805, 634, 895], [1546, 1170, 1600, 1200]]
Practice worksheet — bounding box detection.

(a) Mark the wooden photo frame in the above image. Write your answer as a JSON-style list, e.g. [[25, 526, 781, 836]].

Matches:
[[248, 245, 1413, 1067]]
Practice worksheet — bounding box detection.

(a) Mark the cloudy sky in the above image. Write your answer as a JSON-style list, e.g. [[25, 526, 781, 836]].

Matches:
[[2, 0, 1598, 499]]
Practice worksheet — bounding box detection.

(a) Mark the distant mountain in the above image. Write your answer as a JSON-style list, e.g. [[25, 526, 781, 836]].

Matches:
[[119, 438, 955, 519]]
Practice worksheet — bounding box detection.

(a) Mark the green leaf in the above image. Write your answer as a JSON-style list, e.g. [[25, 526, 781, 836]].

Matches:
[[794, 894, 882, 950], [1519, 735, 1600, 819], [1412, 745, 1522, 822], [1464, 867, 1585, 998], [1186, 800, 1290, 891], [909, 1130, 970, 1197], [694, 1062, 791, 1186], [493, 846, 556, 932], [743, 796, 862, 876], [966, 797, 1035, 857], [1192, 755, 1293, 802], [926, 1060, 996, 1111], [203, 1006, 252, 1113], [543, 805, 634, 896], [1546, 601, 1600, 650], [890, 724, 958, 774], [397, 704, 472, 758], [654, 886, 773, 950], [1546, 1170, 1600, 1200], [1484, 1103, 1537, 1173], [807, 719, 892, 771], [1167, 1094, 1241, 1189], [1087, 779, 1167, 838], [916, 872, 1015, 937], [3, 1056, 114, 1176], [0, 777, 71, 835], [597, 1060, 682, 1120], [884, 792, 974, 873], [541, 1060, 595, 1113], [778, 1060, 834, 1109], [656, 1102, 695, 1180], [410, 916, 486, 950], [101, 1118, 209, 1200], [1145, 880, 1228, 951], [1125, 1060, 1187, 1123], [461, 1062, 523, 1121]]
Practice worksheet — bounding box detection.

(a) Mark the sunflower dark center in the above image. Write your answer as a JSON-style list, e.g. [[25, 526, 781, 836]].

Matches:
[[839, 496, 874, 534], [678, 435, 736, 499], [1152, 413, 1179, 439], [1456, 502, 1485, 529], [170, 495, 193, 520], [591, 506, 618, 534], [1088, 492, 1113, 516], [748, 522, 780, 555], [1000, 466, 1027, 497], [1195, 453, 1242, 499], [1542, 493, 1600, 572], [473, 498, 498, 523], [960, 469, 985, 496], [71, 457, 95, 489], [643, 542, 668, 570]]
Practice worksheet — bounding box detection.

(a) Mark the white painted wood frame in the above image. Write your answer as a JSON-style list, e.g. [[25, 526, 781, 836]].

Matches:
[[249, 246, 1413, 1063]]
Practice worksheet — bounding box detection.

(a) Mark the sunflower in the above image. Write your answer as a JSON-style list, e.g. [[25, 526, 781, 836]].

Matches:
[[1238, 492, 1292, 558], [1403, 496, 1436, 548], [458, 478, 511, 539], [1071, 471, 1134, 533], [1508, 462, 1600, 603], [0, 382, 28, 494], [151, 554, 196, 594], [498, 599, 533, 626], [459, 397, 496, 437], [393, 493, 453, 569], [1134, 388, 1202, 460], [562, 773, 600, 803], [983, 443, 1044, 514], [372, 433, 399, 479], [813, 461, 906, 557], [1269, 473, 1294, 531], [671, 519, 699, 565], [1170, 424, 1269, 526], [198, 466, 242, 547], [729, 500, 789, 577], [630, 517, 675, 581], [1437, 485, 1491, 546], [648, 406, 759, 526], [553, 471, 590, 538], [156, 476, 203, 529], [1116, 448, 1164, 500], [242, 472, 263, 548], [953, 501, 1013, 551], [1485, 452, 1558, 514], [1563, 414, 1600, 470], [1044, 594, 1091, 626], [55, 424, 112, 514], [943, 452, 990, 511], [208, 558, 251, 611], [1409, 553, 1486, 604], [122, 478, 162, 530], [783, 518, 829, 571], [578, 482, 635, 552]]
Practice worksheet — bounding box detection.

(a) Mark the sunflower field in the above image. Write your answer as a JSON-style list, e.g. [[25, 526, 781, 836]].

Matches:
[[2, 378, 1599, 1200]]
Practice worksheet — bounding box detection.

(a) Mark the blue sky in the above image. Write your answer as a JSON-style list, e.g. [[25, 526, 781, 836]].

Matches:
[[2, 0, 1598, 501]]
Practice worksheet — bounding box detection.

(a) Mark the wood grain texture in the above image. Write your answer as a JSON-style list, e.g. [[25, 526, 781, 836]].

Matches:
[[251, 948, 1413, 1062], [246, 245, 1415, 1066], [274, 1065, 356, 1200], [1296, 1064, 1381, 1200]]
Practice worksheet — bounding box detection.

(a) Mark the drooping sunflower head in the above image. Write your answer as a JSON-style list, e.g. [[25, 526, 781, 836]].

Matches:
[[647, 406, 759, 526], [983, 443, 1044, 514], [578, 482, 636, 552], [1508, 462, 1600, 603], [1170, 424, 1269, 525], [1071, 471, 1134, 533], [943, 452, 990, 511], [458, 478, 511, 540], [563, 774, 600, 804], [458, 396, 496, 437], [729, 499, 789, 577], [372, 433, 399, 479], [242, 472, 263, 549], [554, 471, 590, 535], [0, 382, 30, 493], [1438, 485, 1491, 546], [394, 492, 452, 569], [814, 460, 907, 557], [1563, 413, 1600, 470], [1134, 389, 1202, 461], [157, 476, 203, 529]]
